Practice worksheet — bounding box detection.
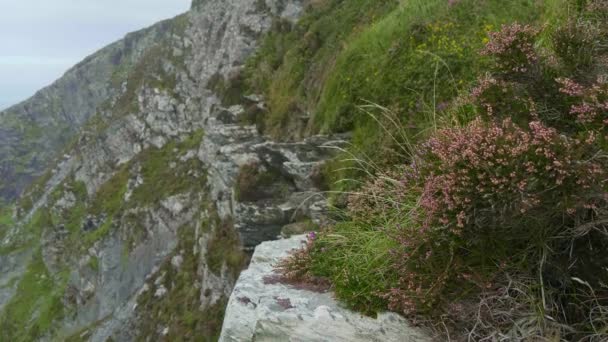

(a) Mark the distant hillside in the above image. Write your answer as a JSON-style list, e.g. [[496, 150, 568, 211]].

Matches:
[[0, 16, 184, 201]]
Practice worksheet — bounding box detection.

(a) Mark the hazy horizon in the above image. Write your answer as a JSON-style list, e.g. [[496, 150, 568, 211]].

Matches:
[[0, 0, 191, 111]]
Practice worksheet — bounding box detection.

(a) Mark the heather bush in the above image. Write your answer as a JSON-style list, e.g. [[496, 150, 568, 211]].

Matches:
[[468, 5, 608, 134], [283, 117, 608, 339], [480, 23, 540, 76], [378, 118, 607, 337]]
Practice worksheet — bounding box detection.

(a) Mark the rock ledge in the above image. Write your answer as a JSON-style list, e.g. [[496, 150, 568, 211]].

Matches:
[[219, 235, 430, 342]]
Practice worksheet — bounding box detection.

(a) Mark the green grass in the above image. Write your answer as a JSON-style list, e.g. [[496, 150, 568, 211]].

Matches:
[[130, 130, 205, 206], [307, 221, 400, 314], [0, 251, 67, 341], [246, 0, 556, 194], [245, 0, 399, 138], [318, 0, 551, 188]]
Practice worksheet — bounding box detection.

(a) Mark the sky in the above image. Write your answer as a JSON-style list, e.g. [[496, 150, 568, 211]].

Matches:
[[0, 0, 192, 111]]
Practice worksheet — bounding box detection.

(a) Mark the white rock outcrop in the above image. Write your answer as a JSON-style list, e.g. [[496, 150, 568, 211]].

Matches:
[[220, 235, 431, 342]]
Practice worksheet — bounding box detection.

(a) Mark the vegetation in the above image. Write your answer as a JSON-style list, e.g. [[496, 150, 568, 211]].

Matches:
[[206, 217, 247, 277], [60, 129, 206, 250], [247, 0, 549, 191], [130, 130, 206, 206], [0, 204, 13, 241], [0, 128, 208, 338], [278, 0, 608, 340], [246, 0, 399, 138], [0, 252, 67, 341], [5, 0, 608, 340]]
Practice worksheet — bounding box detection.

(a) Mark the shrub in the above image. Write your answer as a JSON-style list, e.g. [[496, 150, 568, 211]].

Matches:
[[379, 118, 606, 319], [480, 23, 540, 76], [468, 12, 608, 133]]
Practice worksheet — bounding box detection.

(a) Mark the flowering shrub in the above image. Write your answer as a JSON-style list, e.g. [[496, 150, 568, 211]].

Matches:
[[380, 118, 606, 315], [480, 23, 539, 75], [413, 118, 603, 234], [471, 12, 608, 134], [557, 77, 608, 134]]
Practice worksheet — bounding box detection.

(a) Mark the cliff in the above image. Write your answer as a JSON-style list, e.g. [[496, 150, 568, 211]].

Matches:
[[0, 16, 185, 201], [0, 0, 352, 340]]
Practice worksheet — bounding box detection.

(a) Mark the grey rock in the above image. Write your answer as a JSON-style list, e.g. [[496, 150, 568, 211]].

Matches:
[[280, 221, 315, 238], [0, 16, 186, 201], [220, 236, 431, 342]]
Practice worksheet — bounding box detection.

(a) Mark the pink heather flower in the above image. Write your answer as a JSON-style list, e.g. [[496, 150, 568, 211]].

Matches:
[[557, 77, 585, 96], [481, 23, 539, 73]]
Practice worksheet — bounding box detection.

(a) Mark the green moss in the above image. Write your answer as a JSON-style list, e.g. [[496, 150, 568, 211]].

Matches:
[[130, 130, 206, 206], [0, 205, 14, 241], [0, 251, 67, 341], [88, 256, 100, 272], [0, 207, 51, 256]]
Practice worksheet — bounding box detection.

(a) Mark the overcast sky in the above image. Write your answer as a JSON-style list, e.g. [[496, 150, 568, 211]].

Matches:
[[0, 0, 191, 111]]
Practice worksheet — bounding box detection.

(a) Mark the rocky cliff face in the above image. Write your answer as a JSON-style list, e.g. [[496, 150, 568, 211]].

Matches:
[[0, 16, 185, 201], [0, 0, 406, 341]]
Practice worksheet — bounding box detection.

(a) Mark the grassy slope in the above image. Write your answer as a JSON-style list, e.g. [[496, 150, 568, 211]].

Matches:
[[246, 0, 399, 137], [0, 252, 68, 342], [248, 0, 562, 192], [249, 0, 572, 315]]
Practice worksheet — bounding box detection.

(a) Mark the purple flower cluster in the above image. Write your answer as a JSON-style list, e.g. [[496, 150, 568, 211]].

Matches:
[[481, 23, 539, 74]]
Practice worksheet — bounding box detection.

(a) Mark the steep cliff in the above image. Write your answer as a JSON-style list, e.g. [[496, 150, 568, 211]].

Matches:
[[0, 15, 187, 202], [0, 1, 349, 340]]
